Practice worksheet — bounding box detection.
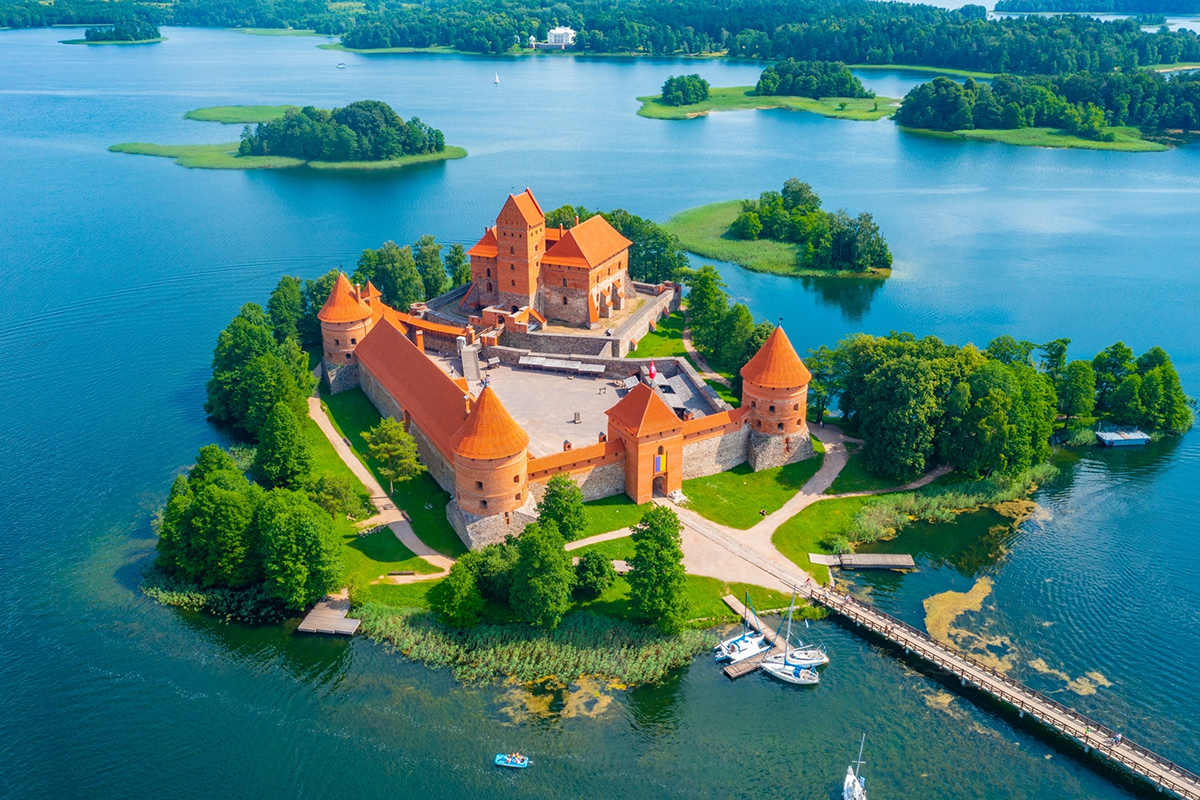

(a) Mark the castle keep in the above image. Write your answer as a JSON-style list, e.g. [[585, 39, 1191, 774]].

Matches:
[[321, 190, 816, 549]]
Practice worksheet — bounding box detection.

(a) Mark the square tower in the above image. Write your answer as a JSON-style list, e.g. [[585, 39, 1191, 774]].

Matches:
[[494, 189, 545, 313]]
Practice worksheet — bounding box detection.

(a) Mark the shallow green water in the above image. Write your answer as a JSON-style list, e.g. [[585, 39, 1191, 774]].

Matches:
[[1, 26, 1197, 799]]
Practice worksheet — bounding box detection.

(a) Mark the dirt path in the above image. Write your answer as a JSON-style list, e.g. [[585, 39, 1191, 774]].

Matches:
[[307, 397, 453, 582], [681, 326, 731, 387]]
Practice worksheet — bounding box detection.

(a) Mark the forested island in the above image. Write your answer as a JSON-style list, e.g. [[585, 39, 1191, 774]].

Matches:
[[61, 21, 162, 43], [112, 100, 467, 171], [639, 61, 895, 121], [896, 72, 1199, 150], [663, 179, 892, 278]]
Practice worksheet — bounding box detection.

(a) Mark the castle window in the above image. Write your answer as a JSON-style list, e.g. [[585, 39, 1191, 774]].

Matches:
[[769, 406, 776, 413], [562, 278, 568, 287], [515, 493, 521, 501], [513, 475, 520, 483], [511, 280, 516, 286], [487, 283, 493, 292], [510, 246, 515, 254], [481, 500, 488, 509], [751, 400, 757, 409], [334, 339, 340, 345], [345, 353, 351, 361], [562, 297, 569, 305], [794, 404, 800, 411], [486, 268, 491, 277], [778, 423, 784, 431], [476, 481, 483, 490], [657, 445, 664, 455], [350, 338, 356, 345]]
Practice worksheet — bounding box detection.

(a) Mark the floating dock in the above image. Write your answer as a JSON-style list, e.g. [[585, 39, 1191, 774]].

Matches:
[[808, 553, 915, 570], [720, 594, 785, 679], [297, 595, 360, 635], [1097, 428, 1151, 446]]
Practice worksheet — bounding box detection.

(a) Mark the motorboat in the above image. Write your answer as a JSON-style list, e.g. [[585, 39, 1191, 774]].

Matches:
[[714, 630, 769, 664], [336, 62, 346, 69], [843, 734, 867, 800], [494, 753, 529, 769]]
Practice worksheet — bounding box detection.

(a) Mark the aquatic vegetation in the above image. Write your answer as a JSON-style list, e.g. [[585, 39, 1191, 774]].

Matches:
[[850, 464, 1058, 543], [357, 604, 716, 685], [141, 568, 289, 623]]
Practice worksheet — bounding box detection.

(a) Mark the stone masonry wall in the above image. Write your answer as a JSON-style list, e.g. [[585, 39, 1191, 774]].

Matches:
[[748, 427, 815, 472], [324, 360, 361, 395], [681, 426, 751, 480], [360, 365, 457, 493], [499, 329, 614, 357], [447, 494, 539, 550], [529, 460, 627, 503]]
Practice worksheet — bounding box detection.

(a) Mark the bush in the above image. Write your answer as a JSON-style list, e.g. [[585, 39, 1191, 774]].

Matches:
[[307, 472, 370, 519], [574, 552, 616, 599], [428, 562, 485, 627]]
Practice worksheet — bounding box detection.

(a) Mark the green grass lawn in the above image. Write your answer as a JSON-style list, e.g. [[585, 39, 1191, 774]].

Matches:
[[664, 200, 893, 278], [572, 535, 635, 561], [109, 142, 467, 170], [824, 452, 901, 495], [637, 86, 897, 121], [683, 451, 825, 530], [184, 105, 299, 124], [627, 311, 687, 359], [361, 579, 440, 609], [908, 126, 1167, 152], [580, 494, 649, 539], [772, 496, 873, 584], [320, 386, 468, 558]]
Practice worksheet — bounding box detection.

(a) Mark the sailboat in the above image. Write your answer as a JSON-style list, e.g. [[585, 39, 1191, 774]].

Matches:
[[762, 590, 829, 668], [843, 734, 867, 800], [714, 591, 770, 664], [760, 589, 820, 684], [494, 72, 500, 84]]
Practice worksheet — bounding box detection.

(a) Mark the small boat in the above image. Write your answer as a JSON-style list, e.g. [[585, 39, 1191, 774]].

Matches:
[[761, 589, 823, 684], [494, 72, 500, 84], [714, 590, 770, 664], [494, 753, 529, 769], [842, 734, 867, 800], [336, 62, 346, 69], [762, 660, 820, 684]]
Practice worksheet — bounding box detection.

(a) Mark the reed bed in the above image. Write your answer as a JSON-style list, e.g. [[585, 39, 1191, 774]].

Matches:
[[357, 604, 716, 685], [849, 464, 1058, 544], [141, 568, 288, 623]]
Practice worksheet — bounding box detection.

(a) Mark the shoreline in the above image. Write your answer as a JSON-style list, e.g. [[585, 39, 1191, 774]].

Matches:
[[109, 141, 468, 170], [637, 87, 897, 121], [60, 37, 167, 45], [901, 125, 1169, 152]]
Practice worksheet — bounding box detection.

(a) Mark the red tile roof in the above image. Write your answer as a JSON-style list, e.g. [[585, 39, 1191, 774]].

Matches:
[[467, 226, 498, 258], [318, 273, 373, 324], [354, 319, 469, 459], [501, 189, 545, 225], [543, 215, 632, 270], [528, 439, 625, 477], [451, 385, 530, 460], [740, 328, 812, 389], [606, 383, 683, 438]]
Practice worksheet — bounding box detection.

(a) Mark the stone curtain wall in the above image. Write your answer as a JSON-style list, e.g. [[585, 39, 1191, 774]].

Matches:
[[360, 365, 457, 493], [324, 361, 361, 394], [499, 329, 614, 356], [529, 460, 627, 502], [748, 427, 814, 472], [682, 426, 751, 479], [615, 288, 678, 357], [447, 494, 539, 549]]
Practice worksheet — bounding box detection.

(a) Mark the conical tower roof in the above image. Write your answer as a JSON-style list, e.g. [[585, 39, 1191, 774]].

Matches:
[[318, 273, 372, 323], [452, 386, 530, 460], [740, 328, 812, 389], [606, 382, 682, 438]]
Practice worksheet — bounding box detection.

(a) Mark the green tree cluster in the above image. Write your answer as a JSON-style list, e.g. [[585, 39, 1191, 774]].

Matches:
[[542, 205, 691, 284], [155, 445, 342, 609], [754, 59, 873, 99], [1093, 344, 1194, 433], [731, 178, 893, 273], [995, 0, 1198, 15], [204, 303, 315, 436], [238, 101, 446, 162], [897, 72, 1200, 139], [628, 505, 687, 633], [84, 20, 158, 40], [684, 264, 776, 395], [660, 73, 710, 106], [351, 235, 466, 310]]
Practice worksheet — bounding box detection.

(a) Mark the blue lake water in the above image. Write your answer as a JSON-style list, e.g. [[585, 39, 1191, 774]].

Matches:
[[1, 25, 1198, 799]]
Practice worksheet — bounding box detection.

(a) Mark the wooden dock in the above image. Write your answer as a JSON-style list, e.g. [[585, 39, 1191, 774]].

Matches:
[[297, 595, 360, 636], [808, 552, 916, 570], [720, 594, 785, 679]]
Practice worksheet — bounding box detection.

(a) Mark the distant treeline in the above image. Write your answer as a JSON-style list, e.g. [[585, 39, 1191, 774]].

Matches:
[[754, 60, 873, 99], [238, 101, 446, 162], [896, 72, 1200, 137], [660, 74, 710, 106], [84, 21, 159, 41], [0, 0, 348, 32], [995, 0, 1200, 14]]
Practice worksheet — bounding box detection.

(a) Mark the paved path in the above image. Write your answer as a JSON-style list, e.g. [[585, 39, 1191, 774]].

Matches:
[[307, 397, 454, 582], [564, 528, 633, 551]]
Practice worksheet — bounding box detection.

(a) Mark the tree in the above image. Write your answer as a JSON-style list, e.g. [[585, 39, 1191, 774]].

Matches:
[[805, 344, 836, 423], [574, 552, 615, 600], [363, 417, 423, 492], [301, 270, 341, 345], [414, 234, 448, 300], [185, 479, 262, 589], [985, 334, 1035, 366], [267, 275, 304, 343], [445, 242, 471, 286], [1059, 359, 1096, 423], [731, 210, 762, 240], [356, 241, 425, 310], [684, 265, 728, 352], [1109, 373, 1145, 426], [628, 505, 687, 633], [509, 521, 572, 629], [537, 473, 586, 542], [257, 489, 342, 610], [429, 561, 485, 627], [253, 402, 312, 489], [306, 472, 364, 518], [1092, 341, 1135, 409], [1038, 338, 1071, 382], [545, 204, 595, 229], [603, 209, 690, 284], [858, 356, 944, 480], [155, 474, 194, 575]]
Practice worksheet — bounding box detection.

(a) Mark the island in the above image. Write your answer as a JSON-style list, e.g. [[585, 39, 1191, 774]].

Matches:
[[663, 179, 893, 279], [61, 22, 165, 45], [111, 100, 468, 171], [638, 62, 898, 122]]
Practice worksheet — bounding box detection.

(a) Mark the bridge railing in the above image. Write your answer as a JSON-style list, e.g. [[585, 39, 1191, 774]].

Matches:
[[804, 584, 1200, 796]]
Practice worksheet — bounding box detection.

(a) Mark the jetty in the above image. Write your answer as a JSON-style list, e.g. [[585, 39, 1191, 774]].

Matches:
[[720, 594, 786, 679], [808, 552, 915, 570], [297, 594, 360, 636]]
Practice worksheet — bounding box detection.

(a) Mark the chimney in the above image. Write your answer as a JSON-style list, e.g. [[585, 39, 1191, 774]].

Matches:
[[598, 432, 607, 443], [464, 394, 472, 414], [574, 215, 579, 227], [563, 440, 572, 452], [414, 329, 425, 352]]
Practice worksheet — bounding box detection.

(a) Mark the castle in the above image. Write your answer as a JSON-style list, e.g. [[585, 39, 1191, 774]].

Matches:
[[320, 190, 815, 549]]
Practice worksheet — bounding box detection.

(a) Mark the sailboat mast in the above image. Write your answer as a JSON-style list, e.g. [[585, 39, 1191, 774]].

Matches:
[[854, 733, 866, 779], [782, 589, 795, 666]]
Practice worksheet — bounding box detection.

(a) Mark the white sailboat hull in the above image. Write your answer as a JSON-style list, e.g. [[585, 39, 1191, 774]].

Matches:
[[843, 768, 866, 800], [761, 661, 820, 685], [762, 646, 829, 668]]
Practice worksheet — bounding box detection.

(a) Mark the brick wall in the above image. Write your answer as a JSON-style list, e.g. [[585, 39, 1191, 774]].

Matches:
[[747, 427, 815, 472], [682, 426, 750, 479]]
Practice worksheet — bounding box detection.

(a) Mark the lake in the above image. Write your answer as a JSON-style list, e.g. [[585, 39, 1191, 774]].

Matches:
[[0, 25, 1197, 799]]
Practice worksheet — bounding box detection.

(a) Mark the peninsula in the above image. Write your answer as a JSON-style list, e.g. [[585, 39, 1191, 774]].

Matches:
[[111, 100, 467, 171]]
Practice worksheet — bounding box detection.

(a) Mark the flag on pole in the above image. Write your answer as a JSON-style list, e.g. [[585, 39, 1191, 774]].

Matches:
[[648, 360, 657, 382]]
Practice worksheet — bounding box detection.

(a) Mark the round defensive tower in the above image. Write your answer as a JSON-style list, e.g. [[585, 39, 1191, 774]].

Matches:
[[451, 386, 531, 517], [741, 327, 814, 471], [318, 273, 375, 364]]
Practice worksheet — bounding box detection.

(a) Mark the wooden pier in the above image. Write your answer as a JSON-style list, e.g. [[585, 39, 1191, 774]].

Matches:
[[297, 595, 360, 636], [720, 594, 785, 679], [808, 552, 916, 570]]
